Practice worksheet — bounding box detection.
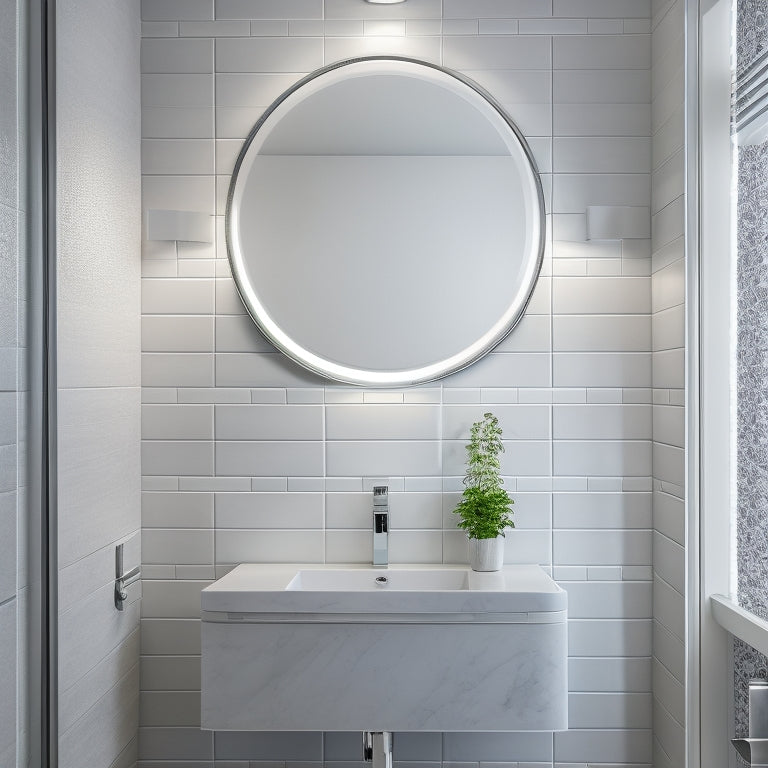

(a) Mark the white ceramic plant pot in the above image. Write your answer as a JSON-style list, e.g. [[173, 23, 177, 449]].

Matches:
[[468, 535, 505, 572]]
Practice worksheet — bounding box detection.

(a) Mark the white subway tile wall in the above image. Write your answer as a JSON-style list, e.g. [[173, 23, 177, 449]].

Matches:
[[650, 1, 686, 767], [138, 0, 659, 765]]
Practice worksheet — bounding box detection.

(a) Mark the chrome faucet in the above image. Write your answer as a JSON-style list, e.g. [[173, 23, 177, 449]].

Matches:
[[372, 485, 389, 567]]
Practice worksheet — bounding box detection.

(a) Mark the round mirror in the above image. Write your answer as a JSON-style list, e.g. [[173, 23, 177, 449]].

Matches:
[[227, 57, 544, 387]]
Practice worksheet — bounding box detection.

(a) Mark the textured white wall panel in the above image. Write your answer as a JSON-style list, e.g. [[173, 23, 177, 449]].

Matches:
[[56, 0, 142, 765], [0, 600, 16, 766]]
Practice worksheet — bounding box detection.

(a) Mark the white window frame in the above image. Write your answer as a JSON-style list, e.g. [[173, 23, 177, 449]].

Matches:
[[692, 0, 741, 765]]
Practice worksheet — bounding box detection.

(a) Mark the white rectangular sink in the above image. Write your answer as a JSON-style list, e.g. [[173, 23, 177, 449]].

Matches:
[[201, 562, 564, 615], [286, 567, 469, 591], [201, 564, 568, 733]]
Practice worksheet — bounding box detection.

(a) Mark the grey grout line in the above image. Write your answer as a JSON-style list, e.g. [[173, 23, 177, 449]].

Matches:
[[550, 32, 556, 578]]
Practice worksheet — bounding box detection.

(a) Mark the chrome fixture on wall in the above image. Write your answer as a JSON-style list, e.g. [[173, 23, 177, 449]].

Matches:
[[732, 680, 768, 766], [114, 543, 141, 611], [363, 732, 392, 768], [372, 486, 389, 567]]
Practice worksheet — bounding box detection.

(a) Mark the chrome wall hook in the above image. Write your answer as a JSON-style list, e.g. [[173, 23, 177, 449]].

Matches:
[[114, 542, 141, 611]]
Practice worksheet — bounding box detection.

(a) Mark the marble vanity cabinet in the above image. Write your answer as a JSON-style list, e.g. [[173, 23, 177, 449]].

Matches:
[[201, 564, 567, 732]]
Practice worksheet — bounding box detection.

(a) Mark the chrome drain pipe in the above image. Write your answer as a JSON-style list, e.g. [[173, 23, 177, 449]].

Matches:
[[363, 731, 392, 768]]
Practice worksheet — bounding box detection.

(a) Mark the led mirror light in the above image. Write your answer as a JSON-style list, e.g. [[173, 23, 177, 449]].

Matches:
[[227, 57, 545, 387]]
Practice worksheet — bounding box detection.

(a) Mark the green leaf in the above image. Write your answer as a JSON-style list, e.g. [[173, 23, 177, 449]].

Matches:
[[452, 412, 515, 539]]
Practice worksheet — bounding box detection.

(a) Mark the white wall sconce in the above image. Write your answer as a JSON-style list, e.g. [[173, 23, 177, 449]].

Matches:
[[586, 205, 650, 241], [365, 0, 407, 4], [146, 209, 213, 243]]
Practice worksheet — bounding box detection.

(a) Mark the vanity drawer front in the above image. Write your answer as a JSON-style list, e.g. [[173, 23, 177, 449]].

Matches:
[[201, 619, 567, 732]]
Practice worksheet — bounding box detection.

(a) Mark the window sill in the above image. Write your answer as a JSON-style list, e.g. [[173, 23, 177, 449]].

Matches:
[[711, 594, 768, 657]]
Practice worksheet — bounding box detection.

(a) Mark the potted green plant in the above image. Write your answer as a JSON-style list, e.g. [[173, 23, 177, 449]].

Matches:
[[453, 412, 514, 572]]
